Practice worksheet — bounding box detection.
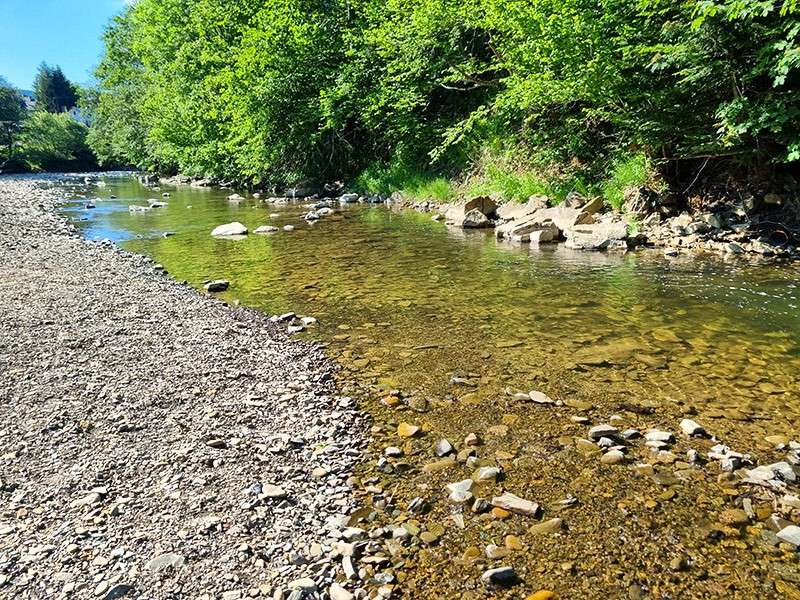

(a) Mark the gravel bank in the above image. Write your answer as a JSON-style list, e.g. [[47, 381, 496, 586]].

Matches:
[[0, 176, 365, 599]]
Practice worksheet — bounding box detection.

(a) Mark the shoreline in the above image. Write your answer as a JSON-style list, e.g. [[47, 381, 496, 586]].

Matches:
[[0, 174, 367, 599]]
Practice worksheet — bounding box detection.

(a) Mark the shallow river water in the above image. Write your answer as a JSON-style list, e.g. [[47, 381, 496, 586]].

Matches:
[[63, 176, 800, 598]]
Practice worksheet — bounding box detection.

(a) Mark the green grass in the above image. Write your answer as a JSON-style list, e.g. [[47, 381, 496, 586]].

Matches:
[[353, 151, 658, 210], [353, 160, 456, 202], [601, 153, 651, 211]]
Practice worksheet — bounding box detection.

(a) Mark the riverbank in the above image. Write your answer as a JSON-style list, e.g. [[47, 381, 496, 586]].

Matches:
[[0, 175, 365, 599]]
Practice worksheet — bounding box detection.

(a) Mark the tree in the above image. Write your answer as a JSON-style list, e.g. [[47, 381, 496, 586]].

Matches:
[[0, 79, 26, 167], [17, 111, 95, 171], [33, 63, 78, 113]]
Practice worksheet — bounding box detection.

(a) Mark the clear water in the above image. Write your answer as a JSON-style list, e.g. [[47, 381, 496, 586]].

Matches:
[[61, 174, 800, 597]]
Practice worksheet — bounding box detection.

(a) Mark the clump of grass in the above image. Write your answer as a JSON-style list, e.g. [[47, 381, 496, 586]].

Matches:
[[353, 160, 456, 202], [601, 153, 652, 210]]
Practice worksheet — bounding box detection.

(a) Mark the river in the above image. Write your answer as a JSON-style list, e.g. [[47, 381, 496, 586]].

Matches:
[[62, 175, 800, 598]]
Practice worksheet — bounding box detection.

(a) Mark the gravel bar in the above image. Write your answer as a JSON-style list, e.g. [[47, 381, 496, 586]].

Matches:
[[0, 175, 366, 599]]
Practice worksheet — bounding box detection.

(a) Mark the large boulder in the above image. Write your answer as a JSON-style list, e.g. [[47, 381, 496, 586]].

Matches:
[[211, 222, 248, 237], [623, 187, 660, 217], [445, 196, 497, 227], [462, 209, 492, 228], [564, 220, 628, 250], [496, 205, 594, 240], [496, 195, 548, 222]]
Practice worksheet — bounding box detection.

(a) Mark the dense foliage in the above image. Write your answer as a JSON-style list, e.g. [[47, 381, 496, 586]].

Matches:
[[0, 70, 95, 173], [33, 64, 79, 114], [89, 0, 800, 200], [0, 82, 26, 167]]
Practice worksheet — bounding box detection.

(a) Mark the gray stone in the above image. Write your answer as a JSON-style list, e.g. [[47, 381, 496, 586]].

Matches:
[[777, 525, 800, 547], [447, 479, 475, 504], [434, 438, 454, 457], [145, 553, 185, 572], [203, 280, 229, 293], [588, 424, 618, 440], [564, 221, 628, 250], [480, 566, 517, 586], [462, 209, 492, 228], [211, 222, 248, 237]]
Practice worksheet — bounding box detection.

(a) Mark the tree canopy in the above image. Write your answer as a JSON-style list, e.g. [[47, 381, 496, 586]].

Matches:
[[87, 0, 800, 195], [34, 63, 79, 113]]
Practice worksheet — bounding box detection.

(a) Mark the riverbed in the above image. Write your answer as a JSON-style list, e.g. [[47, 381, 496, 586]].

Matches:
[[63, 175, 800, 598]]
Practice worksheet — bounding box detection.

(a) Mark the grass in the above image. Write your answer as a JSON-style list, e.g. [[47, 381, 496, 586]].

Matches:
[[601, 153, 651, 211], [353, 160, 456, 202], [352, 151, 657, 209]]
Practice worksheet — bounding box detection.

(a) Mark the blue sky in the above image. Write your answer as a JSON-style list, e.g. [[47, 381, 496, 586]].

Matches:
[[0, 0, 129, 90]]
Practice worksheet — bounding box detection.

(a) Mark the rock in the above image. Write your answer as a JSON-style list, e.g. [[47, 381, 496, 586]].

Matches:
[[211, 222, 248, 237], [526, 592, 557, 600], [777, 525, 800, 547], [480, 566, 518, 587], [491, 492, 541, 517], [288, 577, 317, 592], [447, 479, 475, 504], [397, 423, 420, 438], [528, 518, 563, 535], [283, 225, 295, 232], [472, 466, 501, 483], [102, 584, 134, 600], [601, 450, 625, 465], [339, 193, 359, 204], [434, 438, 454, 457], [445, 197, 497, 227], [254, 225, 279, 234], [719, 509, 749, 526], [464, 432, 481, 446], [261, 484, 287, 498], [588, 424, 618, 440], [384, 446, 403, 457], [145, 553, 185, 572], [680, 419, 705, 436], [529, 391, 555, 405], [645, 430, 674, 443], [564, 220, 628, 250], [329, 583, 354, 600], [203, 280, 229, 293], [623, 187, 660, 217], [462, 209, 492, 228], [496, 196, 548, 221], [485, 544, 510, 559]]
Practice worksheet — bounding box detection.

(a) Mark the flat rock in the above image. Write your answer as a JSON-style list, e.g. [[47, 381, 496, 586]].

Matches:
[[145, 553, 185, 572], [528, 518, 563, 535], [491, 492, 541, 517], [588, 424, 618, 440], [211, 222, 248, 237], [777, 525, 800, 547]]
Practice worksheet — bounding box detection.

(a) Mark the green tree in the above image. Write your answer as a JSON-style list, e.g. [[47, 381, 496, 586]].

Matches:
[[17, 111, 95, 171], [0, 79, 27, 168], [33, 63, 79, 113]]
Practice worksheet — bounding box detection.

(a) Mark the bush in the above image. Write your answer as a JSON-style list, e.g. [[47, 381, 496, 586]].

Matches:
[[18, 112, 96, 172]]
